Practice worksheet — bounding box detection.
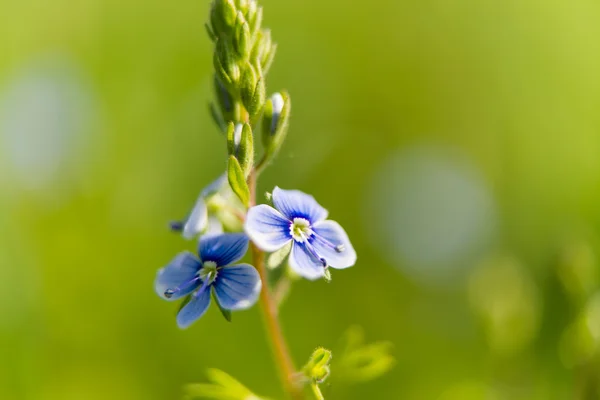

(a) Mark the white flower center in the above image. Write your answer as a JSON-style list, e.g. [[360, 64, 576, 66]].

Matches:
[[200, 261, 218, 284], [290, 217, 313, 243]]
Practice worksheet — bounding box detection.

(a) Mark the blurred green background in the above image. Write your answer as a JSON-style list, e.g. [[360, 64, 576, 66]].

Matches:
[[3, 0, 600, 399]]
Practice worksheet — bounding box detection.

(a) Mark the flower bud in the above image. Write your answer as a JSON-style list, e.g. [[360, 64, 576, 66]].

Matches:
[[240, 63, 266, 117], [247, 2, 262, 37], [233, 12, 251, 58], [303, 347, 333, 384], [227, 123, 253, 176], [261, 91, 290, 161], [210, 0, 237, 37], [235, 0, 249, 14], [214, 39, 240, 87]]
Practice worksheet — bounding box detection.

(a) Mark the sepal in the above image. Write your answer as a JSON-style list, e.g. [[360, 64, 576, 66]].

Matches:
[[227, 155, 250, 206]]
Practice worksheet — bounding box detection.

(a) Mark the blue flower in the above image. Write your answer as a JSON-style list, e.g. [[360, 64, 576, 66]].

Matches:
[[155, 233, 261, 328], [245, 187, 357, 280], [170, 174, 232, 239]]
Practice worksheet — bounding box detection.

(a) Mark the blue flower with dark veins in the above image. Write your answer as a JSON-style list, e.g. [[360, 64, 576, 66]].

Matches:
[[155, 233, 261, 328], [245, 187, 357, 280]]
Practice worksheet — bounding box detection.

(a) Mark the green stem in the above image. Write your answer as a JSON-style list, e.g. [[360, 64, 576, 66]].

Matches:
[[310, 382, 324, 400], [248, 170, 304, 400]]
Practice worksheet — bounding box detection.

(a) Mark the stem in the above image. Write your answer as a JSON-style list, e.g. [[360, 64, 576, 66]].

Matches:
[[248, 170, 304, 400], [310, 383, 324, 400]]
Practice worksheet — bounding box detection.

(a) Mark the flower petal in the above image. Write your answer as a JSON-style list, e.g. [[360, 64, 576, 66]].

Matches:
[[245, 204, 292, 252], [312, 220, 357, 269], [213, 264, 262, 310], [201, 173, 228, 197], [155, 252, 202, 301], [198, 233, 249, 267], [272, 187, 328, 223], [176, 287, 211, 329], [182, 196, 208, 239], [289, 242, 326, 280]]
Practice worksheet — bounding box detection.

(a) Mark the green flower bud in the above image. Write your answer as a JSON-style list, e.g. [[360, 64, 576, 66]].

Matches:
[[214, 39, 240, 87], [240, 63, 266, 117], [261, 91, 290, 162], [234, 12, 251, 58], [227, 122, 254, 176], [247, 2, 262, 38], [210, 0, 237, 37], [235, 0, 249, 15], [303, 347, 333, 384]]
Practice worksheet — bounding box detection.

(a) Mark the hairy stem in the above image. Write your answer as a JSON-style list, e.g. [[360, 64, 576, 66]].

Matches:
[[248, 170, 304, 400]]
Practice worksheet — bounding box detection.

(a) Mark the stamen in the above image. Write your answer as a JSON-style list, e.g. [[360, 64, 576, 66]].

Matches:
[[194, 278, 211, 298], [303, 241, 328, 267], [312, 233, 345, 253], [164, 276, 200, 299], [169, 220, 184, 232]]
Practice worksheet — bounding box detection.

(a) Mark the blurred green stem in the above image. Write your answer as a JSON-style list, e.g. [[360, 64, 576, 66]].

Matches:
[[248, 169, 304, 400], [309, 383, 324, 400]]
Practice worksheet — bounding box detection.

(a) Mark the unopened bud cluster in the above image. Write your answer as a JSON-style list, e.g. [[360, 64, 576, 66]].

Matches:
[[208, 0, 274, 121]]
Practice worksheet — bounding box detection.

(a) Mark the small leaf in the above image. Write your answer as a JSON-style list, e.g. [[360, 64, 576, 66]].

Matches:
[[227, 155, 250, 206], [212, 288, 232, 322]]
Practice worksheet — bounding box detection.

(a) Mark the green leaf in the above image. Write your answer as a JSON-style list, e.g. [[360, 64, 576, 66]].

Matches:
[[212, 288, 232, 322], [227, 155, 250, 206]]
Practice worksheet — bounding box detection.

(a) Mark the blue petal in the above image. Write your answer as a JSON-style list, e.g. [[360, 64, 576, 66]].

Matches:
[[289, 242, 326, 280], [214, 264, 262, 310], [155, 252, 202, 301], [198, 233, 249, 267], [182, 196, 208, 239], [312, 220, 357, 269], [179, 174, 227, 239], [176, 286, 212, 329], [272, 187, 328, 223], [245, 204, 292, 252]]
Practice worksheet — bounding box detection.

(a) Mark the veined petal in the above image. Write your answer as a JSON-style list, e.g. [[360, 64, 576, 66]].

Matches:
[[198, 233, 249, 267], [182, 196, 208, 239], [272, 187, 328, 223], [245, 204, 292, 252], [213, 264, 261, 310], [312, 220, 357, 269], [176, 286, 211, 329], [289, 242, 326, 280], [155, 252, 201, 301]]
